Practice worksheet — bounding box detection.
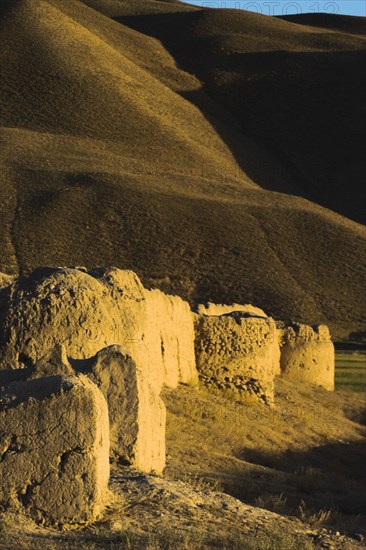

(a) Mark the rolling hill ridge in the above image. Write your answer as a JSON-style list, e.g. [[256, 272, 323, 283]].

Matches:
[[0, 0, 365, 338]]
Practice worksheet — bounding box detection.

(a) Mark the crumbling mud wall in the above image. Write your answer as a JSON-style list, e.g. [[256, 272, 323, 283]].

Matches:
[[144, 289, 198, 389], [0, 267, 336, 527], [24, 342, 166, 473], [0, 267, 198, 393], [197, 302, 267, 318], [0, 339, 165, 529], [278, 323, 335, 391], [0, 267, 196, 475], [89, 269, 198, 391], [194, 311, 280, 405], [74, 345, 166, 474], [0, 267, 131, 370], [0, 374, 109, 526], [105, 277, 198, 392]]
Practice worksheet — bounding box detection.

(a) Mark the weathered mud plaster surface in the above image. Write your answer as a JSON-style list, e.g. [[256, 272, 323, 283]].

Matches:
[[278, 323, 335, 391], [0, 374, 109, 526], [0, 267, 198, 392], [197, 302, 267, 317], [74, 345, 166, 474], [194, 311, 280, 405]]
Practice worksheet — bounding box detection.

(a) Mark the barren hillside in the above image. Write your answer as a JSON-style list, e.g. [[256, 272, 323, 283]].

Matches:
[[0, 0, 365, 338]]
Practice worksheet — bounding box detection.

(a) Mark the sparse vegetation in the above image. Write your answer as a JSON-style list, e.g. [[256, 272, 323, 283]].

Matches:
[[180, 473, 223, 493], [164, 378, 366, 537], [0, 525, 318, 550], [254, 493, 288, 514]]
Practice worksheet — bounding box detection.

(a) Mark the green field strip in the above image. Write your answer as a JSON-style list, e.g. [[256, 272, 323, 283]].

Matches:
[[335, 355, 366, 391], [335, 363, 366, 368]]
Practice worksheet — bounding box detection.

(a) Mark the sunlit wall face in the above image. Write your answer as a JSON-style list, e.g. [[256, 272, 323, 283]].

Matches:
[[185, 1, 366, 17]]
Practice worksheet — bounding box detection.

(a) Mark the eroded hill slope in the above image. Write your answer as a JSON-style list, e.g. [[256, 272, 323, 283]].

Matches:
[[0, 0, 365, 338]]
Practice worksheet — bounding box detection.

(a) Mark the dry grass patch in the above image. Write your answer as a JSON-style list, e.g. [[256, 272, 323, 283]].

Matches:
[[163, 377, 366, 536], [0, 511, 317, 550]]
